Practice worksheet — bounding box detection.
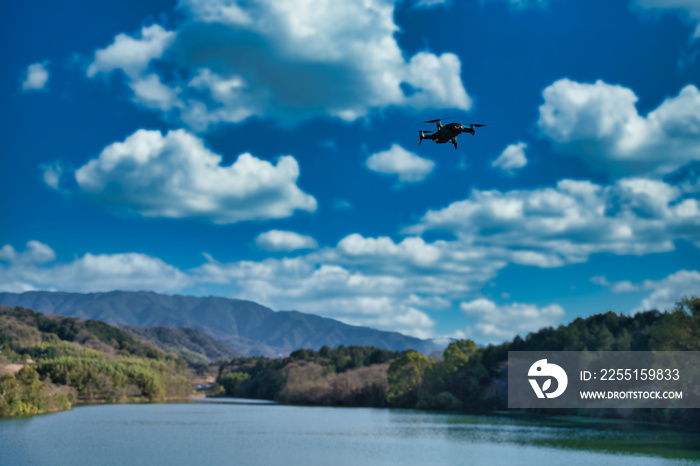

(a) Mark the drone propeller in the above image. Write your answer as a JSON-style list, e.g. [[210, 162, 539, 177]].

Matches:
[[423, 119, 445, 123], [469, 124, 487, 127]]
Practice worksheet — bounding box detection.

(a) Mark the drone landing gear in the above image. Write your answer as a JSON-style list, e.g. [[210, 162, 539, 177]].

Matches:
[[452, 139, 458, 150]]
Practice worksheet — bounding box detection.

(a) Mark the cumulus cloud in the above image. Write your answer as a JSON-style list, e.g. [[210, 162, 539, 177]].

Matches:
[[337, 234, 442, 267], [634, 0, 700, 39], [3, 214, 697, 340], [205, 234, 508, 337], [460, 298, 565, 343], [256, 230, 318, 251], [0, 241, 190, 293], [21, 62, 49, 91], [69, 128, 316, 223], [86, 0, 471, 128], [189, 229, 519, 338], [625, 270, 700, 312], [87, 25, 182, 113], [406, 177, 700, 264], [538, 79, 700, 176], [189, 174, 698, 339], [87, 24, 176, 79], [0, 241, 56, 265], [366, 144, 435, 183], [492, 142, 528, 174], [129, 74, 182, 112]]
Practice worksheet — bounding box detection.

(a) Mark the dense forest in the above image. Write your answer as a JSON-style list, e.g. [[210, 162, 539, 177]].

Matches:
[[0, 306, 193, 416], [212, 297, 700, 428]]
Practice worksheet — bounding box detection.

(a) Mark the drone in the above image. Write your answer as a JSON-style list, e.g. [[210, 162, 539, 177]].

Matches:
[[419, 119, 487, 149]]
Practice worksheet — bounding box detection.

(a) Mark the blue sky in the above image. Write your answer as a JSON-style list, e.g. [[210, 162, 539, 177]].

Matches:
[[2, 0, 700, 343]]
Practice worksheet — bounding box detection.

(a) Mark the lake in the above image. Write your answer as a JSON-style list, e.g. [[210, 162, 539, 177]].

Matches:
[[1, 400, 698, 465]]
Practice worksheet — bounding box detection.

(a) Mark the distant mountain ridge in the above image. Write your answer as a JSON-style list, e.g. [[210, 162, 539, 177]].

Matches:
[[124, 326, 243, 364], [0, 291, 440, 357]]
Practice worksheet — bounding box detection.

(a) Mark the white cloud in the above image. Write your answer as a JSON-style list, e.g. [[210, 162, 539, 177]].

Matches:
[[3, 229, 697, 341], [85, 0, 471, 128], [54, 253, 191, 292], [183, 173, 700, 338], [627, 270, 700, 312], [188, 228, 520, 339], [612, 281, 640, 293], [590, 275, 611, 287], [586, 270, 699, 312], [337, 234, 441, 267], [634, 0, 700, 39], [87, 24, 176, 79], [590, 274, 640, 292], [460, 298, 565, 343], [0, 241, 56, 264], [129, 74, 181, 111], [492, 142, 528, 174], [256, 230, 318, 251], [0, 241, 189, 293], [87, 25, 183, 114], [407, 177, 700, 264], [193, 256, 437, 338], [340, 305, 436, 339], [366, 144, 435, 183], [538, 79, 700, 176], [192, 233, 508, 338], [22, 62, 49, 91], [41, 162, 63, 190], [71, 128, 317, 223]]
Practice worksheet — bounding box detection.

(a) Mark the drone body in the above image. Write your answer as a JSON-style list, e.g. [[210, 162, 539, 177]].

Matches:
[[419, 119, 487, 149]]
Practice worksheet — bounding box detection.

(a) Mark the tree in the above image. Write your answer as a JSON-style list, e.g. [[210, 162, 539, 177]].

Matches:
[[219, 371, 251, 396], [386, 351, 433, 408], [443, 339, 477, 371]]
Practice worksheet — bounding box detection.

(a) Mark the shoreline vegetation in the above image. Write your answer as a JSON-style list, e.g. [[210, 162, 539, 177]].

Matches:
[[1, 297, 698, 430], [0, 306, 193, 417], [208, 296, 700, 429]]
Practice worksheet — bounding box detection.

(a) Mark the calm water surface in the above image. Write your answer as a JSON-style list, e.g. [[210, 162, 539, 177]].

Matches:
[[1, 400, 698, 465]]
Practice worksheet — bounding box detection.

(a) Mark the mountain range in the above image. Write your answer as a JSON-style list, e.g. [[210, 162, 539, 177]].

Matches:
[[0, 291, 439, 357]]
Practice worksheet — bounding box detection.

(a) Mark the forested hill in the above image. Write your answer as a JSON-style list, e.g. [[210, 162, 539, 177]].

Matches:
[[124, 326, 242, 364], [0, 306, 192, 416], [0, 291, 440, 356]]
